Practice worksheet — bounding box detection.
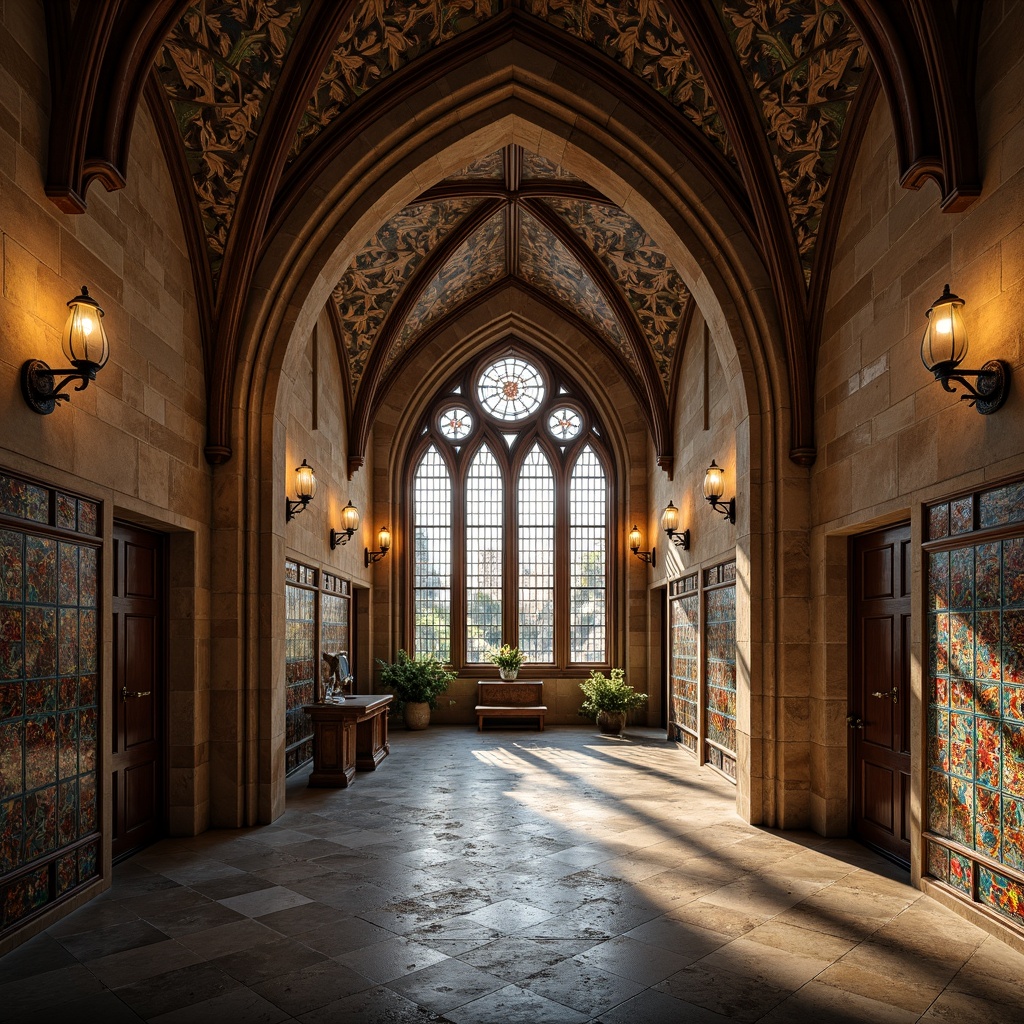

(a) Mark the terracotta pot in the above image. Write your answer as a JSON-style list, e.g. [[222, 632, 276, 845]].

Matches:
[[597, 710, 626, 735], [404, 701, 431, 730], [498, 667, 519, 680]]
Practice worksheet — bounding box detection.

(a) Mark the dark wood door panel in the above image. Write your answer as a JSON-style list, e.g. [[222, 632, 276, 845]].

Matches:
[[851, 522, 911, 867], [112, 522, 165, 860]]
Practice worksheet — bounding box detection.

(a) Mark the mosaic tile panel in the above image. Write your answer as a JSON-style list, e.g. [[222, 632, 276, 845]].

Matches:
[[0, 495, 101, 937], [321, 588, 351, 693], [286, 576, 316, 775], [929, 503, 950, 540], [669, 579, 698, 754], [926, 483, 1024, 936], [704, 568, 736, 777], [980, 480, 1024, 531]]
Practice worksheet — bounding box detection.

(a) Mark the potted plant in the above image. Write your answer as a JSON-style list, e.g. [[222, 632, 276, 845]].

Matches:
[[377, 649, 456, 730], [487, 643, 526, 680], [578, 668, 648, 736]]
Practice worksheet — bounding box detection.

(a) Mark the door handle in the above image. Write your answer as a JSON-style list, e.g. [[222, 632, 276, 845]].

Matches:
[[846, 715, 864, 729], [122, 687, 152, 701], [871, 687, 899, 703]]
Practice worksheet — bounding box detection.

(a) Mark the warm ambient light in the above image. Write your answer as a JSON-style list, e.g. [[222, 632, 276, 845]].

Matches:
[[285, 459, 317, 521], [365, 525, 391, 567], [703, 460, 736, 524], [22, 286, 110, 415], [661, 501, 690, 549], [330, 500, 360, 549], [628, 525, 656, 568], [921, 284, 1010, 414]]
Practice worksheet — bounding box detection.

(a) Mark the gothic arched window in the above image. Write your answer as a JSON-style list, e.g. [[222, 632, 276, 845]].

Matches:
[[410, 351, 613, 671]]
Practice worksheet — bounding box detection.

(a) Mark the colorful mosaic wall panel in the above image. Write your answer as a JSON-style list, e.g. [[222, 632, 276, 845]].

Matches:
[[668, 575, 698, 754], [321, 589, 350, 665], [285, 575, 316, 774], [0, 471, 101, 937], [705, 565, 737, 776], [926, 481, 1024, 935]]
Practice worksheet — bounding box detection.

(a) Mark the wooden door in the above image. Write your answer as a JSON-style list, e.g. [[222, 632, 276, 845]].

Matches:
[[850, 524, 912, 865], [111, 523, 165, 859]]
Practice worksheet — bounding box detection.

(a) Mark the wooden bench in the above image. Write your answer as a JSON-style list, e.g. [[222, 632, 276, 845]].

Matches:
[[476, 681, 546, 731]]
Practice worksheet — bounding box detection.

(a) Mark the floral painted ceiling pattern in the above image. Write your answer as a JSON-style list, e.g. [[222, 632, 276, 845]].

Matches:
[[544, 197, 689, 391], [718, 0, 869, 282], [289, 0, 503, 162], [446, 151, 506, 180], [155, 0, 309, 284], [518, 208, 633, 369], [333, 197, 482, 393], [395, 210, 508, 354], [527, 0, 733, 159], [520, 150, 584, 183]]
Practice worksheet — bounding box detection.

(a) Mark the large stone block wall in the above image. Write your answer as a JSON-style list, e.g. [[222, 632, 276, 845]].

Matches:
[[0, 4, 212, 938], [810, 3, 1024, 861]]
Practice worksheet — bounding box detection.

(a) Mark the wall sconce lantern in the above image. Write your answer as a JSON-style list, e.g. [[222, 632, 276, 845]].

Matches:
[[628, 525, 656, 568], [365, 525, 391, 567], [22, 286, 110, 414], [921, 284, 1010, 414], [703, 460, 736, 524], [661, 502, 690, 550], [330, 501, 360, 549], [285, 459, 317, 521]]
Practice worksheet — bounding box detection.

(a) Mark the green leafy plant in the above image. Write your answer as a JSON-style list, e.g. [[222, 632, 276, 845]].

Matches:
[[486, 644, 526, 672], [578, 668, 648, 718], [377, 649, 456, 709]]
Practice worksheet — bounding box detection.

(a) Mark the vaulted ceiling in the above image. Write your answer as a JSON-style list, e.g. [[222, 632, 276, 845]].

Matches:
[[44, 0, 983, 470]]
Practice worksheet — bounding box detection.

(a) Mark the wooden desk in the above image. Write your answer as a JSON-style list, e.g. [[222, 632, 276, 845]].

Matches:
[[304, 695, 392, 787]]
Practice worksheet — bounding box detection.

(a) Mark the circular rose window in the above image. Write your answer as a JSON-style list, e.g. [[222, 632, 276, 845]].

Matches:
[[477, 357, 545, 421], [438, 406, 473, 440], [547, 405, 582, 441]]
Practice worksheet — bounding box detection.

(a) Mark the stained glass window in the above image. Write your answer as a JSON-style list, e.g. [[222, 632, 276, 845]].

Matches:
[[925, 481, 1024, 935], [413, 446, 452, 662], [285, 564, 316, 774], [518, 444, 555, 662], [409, 351, 611, 669], [477, 356, 545, 421], [669, 574, 699, 754], [438, 406, 473, 440], [548, 406, 582, 441], [569, 445, 607, 662], [466, 445, 503, 661]]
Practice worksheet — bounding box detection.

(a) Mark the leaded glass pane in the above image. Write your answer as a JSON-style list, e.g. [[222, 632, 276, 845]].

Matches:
[[477, 357, 545, 421], [413, 445, 451, 661], [466, 445, 503, 661], [438, 406, 472, 440], [547, 405, 582, 441], [518, 444, 554, 661], [569, 445, 606, 662]]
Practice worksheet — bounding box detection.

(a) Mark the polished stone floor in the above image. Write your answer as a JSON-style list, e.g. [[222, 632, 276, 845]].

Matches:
[[3, 726, 1024, 1023]]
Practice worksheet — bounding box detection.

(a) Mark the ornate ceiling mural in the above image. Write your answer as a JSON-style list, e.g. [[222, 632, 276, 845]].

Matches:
[[447, 151, 507, 180], [395, 209, 508, 353], [518, 208, 633, 369], [333, 197, 482, 394], [543, 197, 689, 392], [289, 0, 502, 163], [520, 150, 584, 182], [527, 0, 733, 159], [717, 0, 869, 282], [155, 0, 310, 284]]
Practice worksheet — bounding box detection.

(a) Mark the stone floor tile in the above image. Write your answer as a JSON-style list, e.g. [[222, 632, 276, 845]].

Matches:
[[5, 990, 145, 1024], [299, 915, 397, 956], [0, 964, 107, 1015], [218, 884, 313, 919], [457, 934, 595, 980], [594, 986, 735, 1023], [294, 983, 431, 1024], [758, 980, 922, 1024], [148, 987, 291, 1024], [176, 917, 280, 958], [112, 961, 245, 1018], [334, 934, 449, 983], [459, 897, 555, 932], [85, 937, 205, 988], [654, 962, 790, 1021], [574, 933, 694, 986], [0, 931, 78, 984], [918, 987, 1024, 1023], [211, 936, 328, 987], [56, 917, 170, 961], [445, 982, 590, 1023], [522, 957, 646, 1017], [384, 957, 505, 1013], [692, 935, 833, 991], [251, 958, 374, 1015]]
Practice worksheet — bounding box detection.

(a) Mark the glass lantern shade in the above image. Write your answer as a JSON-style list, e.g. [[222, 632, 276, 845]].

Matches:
[[921, 285, 968, 375], [62, 286, 109, 371], [703, 461, 725, 502], [293, 460, 317, 502], [628, 525, 642, 554], [661, 502, 679, 534], [377, 526, 392, 553], [341, 501, 360, 533]]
